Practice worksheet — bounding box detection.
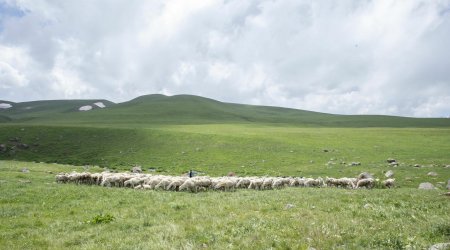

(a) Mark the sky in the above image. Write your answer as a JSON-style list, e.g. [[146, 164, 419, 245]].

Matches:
[[0, 0, 449, 117]]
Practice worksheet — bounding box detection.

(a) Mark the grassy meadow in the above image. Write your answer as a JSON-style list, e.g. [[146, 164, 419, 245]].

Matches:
[[0, 124, 449, 188], [1, 95, 449, 249], [0, 161, 449, 249]]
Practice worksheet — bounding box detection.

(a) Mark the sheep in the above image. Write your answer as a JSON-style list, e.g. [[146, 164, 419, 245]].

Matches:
[[67, 172, 80, 184], [335, 177, 356, 189], [261, 178, 274, 190], [56, 173, 69, 183], [90, 173, 103, 185], [146, 176, 165, 189], [214, 178, 236, 191], [192, 176, 212, 189], [325, 177, 338, 187], [383, 178, 395, 188], [248, 178, 264, 190], [235, 178, 251, 188], [154, 177, 172, 190], [56, 171, 393, 192], [100, 173, 133, 187], [305, 178, 322, 187], [348, 178, 358, 188], [73, 172, 90, 184], [179, 179, 197, 192], [272, 177, 291, 189], [101, 174, 125, 187], [297, 177, 306, 187], [289, 178, 300, 187], [167, 177, 188, 191], [355, 178, 375, 189], [124, 176, 146, 188]]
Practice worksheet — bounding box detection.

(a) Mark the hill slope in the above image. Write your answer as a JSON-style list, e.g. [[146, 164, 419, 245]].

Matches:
[[0, 94, 449, 177], [1, 94, 449, 127], [0, 99, 115, 122]]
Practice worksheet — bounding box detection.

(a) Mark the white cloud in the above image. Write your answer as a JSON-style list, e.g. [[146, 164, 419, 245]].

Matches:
[[0, 0, 449, 117], [0, 45, 29, 89], [0, 61, 28, 88]]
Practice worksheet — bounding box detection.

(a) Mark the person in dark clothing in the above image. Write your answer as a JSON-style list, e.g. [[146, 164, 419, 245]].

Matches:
[[189, 170, 193, 178]]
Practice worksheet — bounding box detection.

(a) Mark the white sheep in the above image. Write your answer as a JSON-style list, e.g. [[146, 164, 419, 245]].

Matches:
[[355, 178, 375, 189], [305, 178, 322, 187], [56, 173, 69, 183], [289, 178, 300, 187], [193, 176, 212, 189], [272, 177, 290, 189], [297, 177, 306, 187], [124, 176, 146, 188], [57, 171, 392, 192], [214, 178, 236, 191], [154, 177, 172, 190], [248, 178, 264, 190], [167, 177, 188, 191], [235, 178, 251, 188], [179, 179, 197, 192], [336, 177, 356, 189], [90, 173, 103, 185], [101, 174, 127, 187], [261, 178, 274, 190], [145, 176, 164, 189]]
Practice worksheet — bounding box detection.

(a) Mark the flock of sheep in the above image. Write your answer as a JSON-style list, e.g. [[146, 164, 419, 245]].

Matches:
[[55, 171, 395, 192]]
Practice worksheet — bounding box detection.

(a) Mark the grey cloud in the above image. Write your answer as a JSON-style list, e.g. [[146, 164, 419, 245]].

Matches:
[[0, 0, 449, 117]]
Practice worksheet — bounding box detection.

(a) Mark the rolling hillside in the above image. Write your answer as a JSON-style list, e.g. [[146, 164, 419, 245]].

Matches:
[[1, 94, 449, 127], [0, 99, 115, 122], [1, 94, 449, 171]]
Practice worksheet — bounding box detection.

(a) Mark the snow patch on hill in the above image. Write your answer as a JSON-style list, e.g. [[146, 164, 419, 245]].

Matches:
[[94, 102, 106, 108], [79, 105, 92, 111], [0, 103, 12, 109]]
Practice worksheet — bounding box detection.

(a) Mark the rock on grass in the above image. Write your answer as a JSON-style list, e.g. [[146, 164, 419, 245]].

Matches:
[[418, 182, 435, 190]]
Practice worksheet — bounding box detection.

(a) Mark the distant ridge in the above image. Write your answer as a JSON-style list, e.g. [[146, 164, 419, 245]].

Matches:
[[0, 99, 115, 122], [1, 94, 449, 127]]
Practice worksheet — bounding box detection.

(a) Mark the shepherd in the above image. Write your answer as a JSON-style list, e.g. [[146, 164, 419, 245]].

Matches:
[[189, 170, 193, 178]]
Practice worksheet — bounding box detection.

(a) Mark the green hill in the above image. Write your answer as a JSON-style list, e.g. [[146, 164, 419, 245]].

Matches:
[[0, 94, 449, 179], [1, 94, 449, 127]]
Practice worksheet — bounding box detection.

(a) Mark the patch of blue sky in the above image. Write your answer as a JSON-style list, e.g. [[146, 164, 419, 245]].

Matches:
[[0, 2, 27, 31], [0, 2, 26, 17]]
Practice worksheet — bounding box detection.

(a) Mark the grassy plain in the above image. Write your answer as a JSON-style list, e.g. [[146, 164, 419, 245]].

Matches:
[[0, 124, 449, 189], [0, 161, 449, 249], [1, 95, 449, 249]]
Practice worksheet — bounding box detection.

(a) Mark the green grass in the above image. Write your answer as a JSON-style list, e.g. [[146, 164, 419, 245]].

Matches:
[[1, 94, 449, 248], [1, 124, 449, 189], [0, 161, 449, 249]]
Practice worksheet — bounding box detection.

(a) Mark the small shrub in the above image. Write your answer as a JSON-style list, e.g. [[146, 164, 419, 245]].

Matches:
[[432, 223, 450, 237], [85, 213, 115, 224], [143, 221, 153, 227], [371, 234, 406, 250], [170, 203, 186, 210]]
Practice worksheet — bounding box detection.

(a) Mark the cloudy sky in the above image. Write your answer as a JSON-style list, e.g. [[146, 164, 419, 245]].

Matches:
[[0, 0, 449, 117]]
